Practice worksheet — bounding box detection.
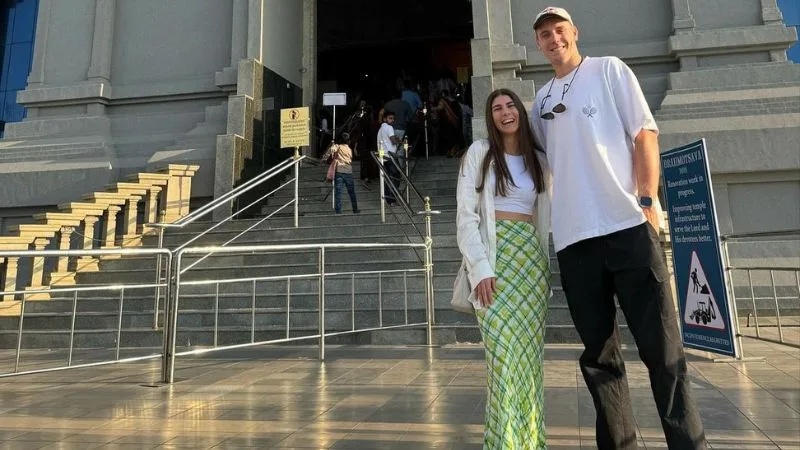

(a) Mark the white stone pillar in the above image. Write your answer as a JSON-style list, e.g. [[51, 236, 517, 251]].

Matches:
[[301, 0, 317, 156], [27, 0, 52, 87], [671, 0, 696, 32], [760, 0, 783, 24], [247, 0, 263, 61], [87, 0, 116, 83], [232, 0, 248, 66]]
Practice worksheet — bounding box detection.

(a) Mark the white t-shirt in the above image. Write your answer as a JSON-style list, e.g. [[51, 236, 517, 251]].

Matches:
[[377, 122, 397, 154], [531, 56, 659, 252], [494, 154, 537, 215]]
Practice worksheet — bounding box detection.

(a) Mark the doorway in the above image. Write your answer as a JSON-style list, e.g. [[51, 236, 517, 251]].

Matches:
[[316, 0, 474, 159]]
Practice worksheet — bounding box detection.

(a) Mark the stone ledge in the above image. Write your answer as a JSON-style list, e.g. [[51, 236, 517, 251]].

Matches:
[[669, 24, 797, 56], [17, 83, 110, 106], [668, 63, 800, 91]]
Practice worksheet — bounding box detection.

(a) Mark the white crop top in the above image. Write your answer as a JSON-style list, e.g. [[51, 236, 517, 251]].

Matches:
[[494, 154, 537, 215]]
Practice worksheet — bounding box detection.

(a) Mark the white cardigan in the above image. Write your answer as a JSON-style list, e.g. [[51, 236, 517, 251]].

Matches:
[[456, 139, 552, 291]]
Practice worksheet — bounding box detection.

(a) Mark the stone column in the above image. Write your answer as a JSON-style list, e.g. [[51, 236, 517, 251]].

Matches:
[[760, 0, 783, 24], [671, 0, 696, 32], [470, 0, 492, 141], [301, 0, 317, 156], [487, 0, 514, 44], [142, 186, 162, 234], [163, 165, 199, 222], [25, 238, 52, 300], [27, 0, 52, 88], [232, 0, 248, 66], [2, 257, 19, 301], [121, 197, 142, 247], [50, 227, 76, 286], [247, 0, 263, 61], [86, 0, 116, 83], [103, 205, 122, 249], [77, 216, 100, 273]]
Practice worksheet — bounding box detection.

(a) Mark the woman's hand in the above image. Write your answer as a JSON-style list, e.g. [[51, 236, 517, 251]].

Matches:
[[475, 277, 497, 308]]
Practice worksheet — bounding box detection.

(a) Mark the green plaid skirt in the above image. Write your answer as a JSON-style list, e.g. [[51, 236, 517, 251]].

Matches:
[[476, 219, 550, 450]]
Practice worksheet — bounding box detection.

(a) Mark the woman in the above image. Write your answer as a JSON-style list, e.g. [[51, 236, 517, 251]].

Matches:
[[456, 88, 552, 449], [322, 132, 360, 214]]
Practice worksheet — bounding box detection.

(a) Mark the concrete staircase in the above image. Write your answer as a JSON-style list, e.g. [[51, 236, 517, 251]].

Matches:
[[0, 155, 636, 350]]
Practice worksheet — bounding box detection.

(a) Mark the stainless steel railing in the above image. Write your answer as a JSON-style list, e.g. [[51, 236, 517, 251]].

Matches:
[[149, 154, 307, 328], [722, 229, 800, 347], [161, 242, 433, 383], [0, 247, 172, 378]]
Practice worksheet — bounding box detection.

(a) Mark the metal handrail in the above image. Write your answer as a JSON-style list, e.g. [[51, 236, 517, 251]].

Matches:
[[161, 241, 435, 383], [150, 156, 304, 230], [148, 154, 307, 327], [721, 229, 800, 241], [721, 230, 800, 348], [0, 247, 172, 379]]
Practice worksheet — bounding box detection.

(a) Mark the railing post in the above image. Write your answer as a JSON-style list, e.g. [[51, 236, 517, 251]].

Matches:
[[747, 269, 760, 338], [403, 137, 410, 205], [722, 240, 744, 359], [153, 225, 166, 330], [379, 145, 386, 223], [293, 152, 300, 228], [161, 252, 177, 384], [423, 196, 435, 345], [422, 103, 429, 160], [770, 270, 784, 343], [318, 247, 326, 361]]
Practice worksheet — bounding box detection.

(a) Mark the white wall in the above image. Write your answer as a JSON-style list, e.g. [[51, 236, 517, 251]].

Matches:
[[692, 0, 763, 30], [111, 0, 232, 86], [43, 0, 95, 85], [511, 0, 673, 48], [263, 0, 303, 87]]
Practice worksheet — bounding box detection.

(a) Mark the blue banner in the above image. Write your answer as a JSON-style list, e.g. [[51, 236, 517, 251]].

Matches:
[[661, 139, 737, 357]]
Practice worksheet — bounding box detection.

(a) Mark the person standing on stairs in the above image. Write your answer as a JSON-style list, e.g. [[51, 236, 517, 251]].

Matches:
[[377, 111, 401, 205], [322, 132, 360, 214], [530, 7, 706, 449], [456, 88, 552, 449]]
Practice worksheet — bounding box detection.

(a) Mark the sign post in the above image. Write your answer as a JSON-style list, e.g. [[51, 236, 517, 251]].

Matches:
[[280, 107, 310, 150], [322, 93, 346, 210], [661, 139, 743, 359]]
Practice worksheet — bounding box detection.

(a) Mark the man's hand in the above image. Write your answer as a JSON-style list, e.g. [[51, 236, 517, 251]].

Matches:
[[642, 207, 660, 235], [475, 277, 496, 307]]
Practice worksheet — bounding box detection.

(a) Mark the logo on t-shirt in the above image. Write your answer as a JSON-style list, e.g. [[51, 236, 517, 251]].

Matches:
[[582, 105, 597, 118]]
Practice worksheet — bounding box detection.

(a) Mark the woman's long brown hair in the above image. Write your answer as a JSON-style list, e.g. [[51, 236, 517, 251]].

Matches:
[[476, 88, 545, 196]]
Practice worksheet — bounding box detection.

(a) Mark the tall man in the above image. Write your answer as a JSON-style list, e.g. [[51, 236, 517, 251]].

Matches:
[[530, 7, 706, 449]]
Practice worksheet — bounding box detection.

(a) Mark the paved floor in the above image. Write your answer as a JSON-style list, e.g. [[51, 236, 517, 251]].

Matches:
[[0, 337, 798, 449]]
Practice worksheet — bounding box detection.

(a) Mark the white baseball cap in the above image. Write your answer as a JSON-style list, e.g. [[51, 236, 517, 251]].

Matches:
[[533, 6, 574, 30]]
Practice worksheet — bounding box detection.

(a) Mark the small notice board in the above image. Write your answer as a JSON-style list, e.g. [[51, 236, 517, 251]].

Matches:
[[280, 107, 310, 148]]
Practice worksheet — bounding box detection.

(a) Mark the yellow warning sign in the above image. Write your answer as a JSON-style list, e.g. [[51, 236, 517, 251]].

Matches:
[[280, 107, 310, 148]]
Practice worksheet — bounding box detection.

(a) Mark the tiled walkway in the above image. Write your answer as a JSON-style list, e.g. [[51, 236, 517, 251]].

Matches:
[[0, 337, 798, 449]]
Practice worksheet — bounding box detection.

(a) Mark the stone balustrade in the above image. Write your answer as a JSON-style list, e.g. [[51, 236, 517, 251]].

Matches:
[[0, 165, 198, 302]]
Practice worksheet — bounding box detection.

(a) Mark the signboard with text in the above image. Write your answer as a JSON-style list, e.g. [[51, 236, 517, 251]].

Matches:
[[661, 139, 737, 357], [280, 107, 310, 148]]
